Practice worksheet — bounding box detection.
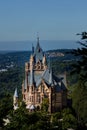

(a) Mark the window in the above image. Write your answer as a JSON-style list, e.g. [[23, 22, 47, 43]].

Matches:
[[37, 95, 40, 103], [41, 84, 44, 93], [30, 96, 31, 102]]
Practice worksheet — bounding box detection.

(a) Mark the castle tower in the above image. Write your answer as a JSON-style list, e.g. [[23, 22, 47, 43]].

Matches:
[[30, 55, 34, 70], [43, 54, 46, 65], [34, 36, 43, 63], [22, 37, 67, 113], [32, 44, 34, 54], [13, 88, 19, 110]]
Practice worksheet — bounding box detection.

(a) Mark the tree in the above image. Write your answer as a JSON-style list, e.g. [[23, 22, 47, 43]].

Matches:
[[0, 93, 13, 128], [51, 112, 62, 130], [71, 32, 87, 129], [5, 102, 51, 130], [72, 81, 87, 127], [5, 102, 30, 130], [72, 32, 87, 79], [62, 108, 77, 130], [41, 98, 49, 112]]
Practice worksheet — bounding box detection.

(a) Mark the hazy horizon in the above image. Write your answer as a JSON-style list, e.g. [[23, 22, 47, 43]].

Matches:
[[0, 40, 80, 51]]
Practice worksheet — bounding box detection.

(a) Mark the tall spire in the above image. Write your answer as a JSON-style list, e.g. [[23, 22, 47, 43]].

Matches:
[[34, 36, 44, 63], [37, 36, 39, 45], [32, 43, 34, 54], [36, 32, 40, 51], [36, 34, 40, 53], [37, 32, 39, 45]]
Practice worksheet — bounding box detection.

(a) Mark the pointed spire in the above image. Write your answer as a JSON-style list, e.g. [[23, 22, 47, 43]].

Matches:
[[37, 32, 39, 45], [36, 36, 40, 52], [34, 36, 43, 63], [36, 32, 40, 51], [37, 36, 39, 45], [14, 88, 18, 98]]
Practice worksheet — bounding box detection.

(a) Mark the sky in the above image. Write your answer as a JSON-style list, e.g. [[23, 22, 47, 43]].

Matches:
[[0, 0, 87, 50]]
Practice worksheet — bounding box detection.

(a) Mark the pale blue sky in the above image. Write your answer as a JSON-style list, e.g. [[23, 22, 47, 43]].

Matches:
[[0, 0, 87, 50]]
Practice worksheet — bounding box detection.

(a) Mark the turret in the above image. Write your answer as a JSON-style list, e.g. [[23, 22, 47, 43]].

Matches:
[[32, 44, 34, 54], [30, 55, 34, 70], [36, 36, 41, 53], [13, 88, 19, 110], [43, 54, 46, 65], [37, 36, 39, 46], [34, 37, 43, 63]]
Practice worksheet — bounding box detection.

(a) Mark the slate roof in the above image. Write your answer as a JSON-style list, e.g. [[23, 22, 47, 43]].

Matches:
[[25, 68, 67, 92], [34, 41, 43, 62]]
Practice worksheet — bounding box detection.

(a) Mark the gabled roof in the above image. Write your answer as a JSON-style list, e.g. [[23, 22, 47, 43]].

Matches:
[[42, 69, 53, 86], [42, 69, 67, 90], [24, 67, 67, 92]]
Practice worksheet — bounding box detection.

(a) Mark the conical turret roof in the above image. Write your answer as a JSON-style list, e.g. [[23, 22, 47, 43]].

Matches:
[[34, 37, 43, 62], [14, 88, 18, 97]]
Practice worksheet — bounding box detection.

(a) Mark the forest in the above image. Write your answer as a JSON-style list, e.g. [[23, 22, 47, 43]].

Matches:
[[0, 32, 87, 130]]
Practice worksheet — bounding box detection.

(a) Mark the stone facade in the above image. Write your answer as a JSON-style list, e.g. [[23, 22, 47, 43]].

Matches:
[[22, 37, 67, 113]]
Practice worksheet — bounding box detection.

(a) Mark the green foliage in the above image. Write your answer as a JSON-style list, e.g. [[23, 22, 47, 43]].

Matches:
[[62, 108, 77, 130], [0, 93, 13, 127], [5, 107, 51, 130], [72, 81, 87, 125], [71, 32, 87, 129], [51, 112, 62, 130], [41, 98, 49, 112], [0, 67, 24, 98], [62, 114, 77, 130], [6, 106, 29, 130], [0, 49, 79, 99], [72, 32, 87, 79]]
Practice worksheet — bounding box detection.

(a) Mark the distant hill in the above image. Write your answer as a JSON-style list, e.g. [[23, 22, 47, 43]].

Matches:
[[0, 49, 80, 70], [0, 49, 79, 98]]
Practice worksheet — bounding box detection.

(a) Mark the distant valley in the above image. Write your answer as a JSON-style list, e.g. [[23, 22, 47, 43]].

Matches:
[[0, 49, 79, 98]]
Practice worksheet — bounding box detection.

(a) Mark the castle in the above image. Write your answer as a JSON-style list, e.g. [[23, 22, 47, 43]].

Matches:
[[21, 37, 67, 113]]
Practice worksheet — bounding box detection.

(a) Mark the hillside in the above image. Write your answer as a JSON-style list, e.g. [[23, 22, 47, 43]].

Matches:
[[0, 49, 79, 98]]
